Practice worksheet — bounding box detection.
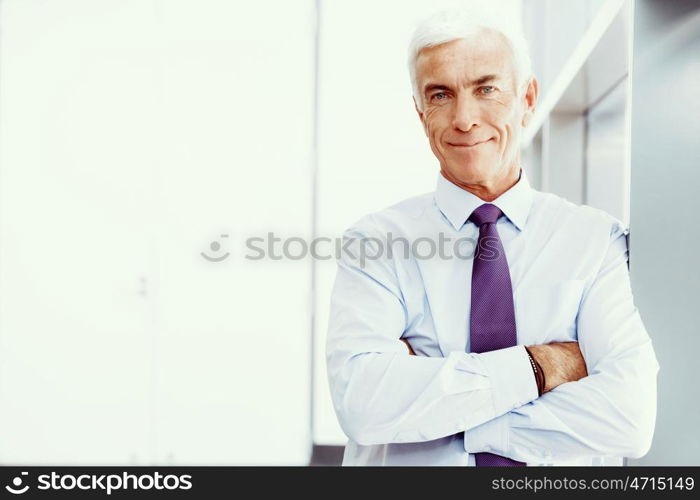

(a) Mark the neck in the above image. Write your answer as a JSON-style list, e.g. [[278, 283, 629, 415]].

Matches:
[[441, 164, 521, 202]]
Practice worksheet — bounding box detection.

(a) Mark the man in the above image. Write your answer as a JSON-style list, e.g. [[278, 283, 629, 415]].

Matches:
[[325, 9, 659, 466]]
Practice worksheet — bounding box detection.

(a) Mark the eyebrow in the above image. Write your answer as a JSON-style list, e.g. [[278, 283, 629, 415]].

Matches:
[[423, 74, 500, 94]]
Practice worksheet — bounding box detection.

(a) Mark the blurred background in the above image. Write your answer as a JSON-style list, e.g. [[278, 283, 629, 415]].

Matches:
[[0, 0, 697, 465]]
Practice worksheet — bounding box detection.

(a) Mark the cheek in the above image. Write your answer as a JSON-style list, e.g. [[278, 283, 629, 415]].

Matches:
[[503, 123, 513, 144], [424, 110, 446, 142], [423, 108, 440, 127], [492, 110, 519, 153], [495, 124, 512, 157]]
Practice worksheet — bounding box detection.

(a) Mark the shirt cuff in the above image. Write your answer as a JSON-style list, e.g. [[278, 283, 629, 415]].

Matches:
[[464, 412, 509, 455], [478, 345, 539, 416]]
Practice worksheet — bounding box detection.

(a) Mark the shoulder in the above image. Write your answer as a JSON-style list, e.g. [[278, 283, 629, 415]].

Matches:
[[342, 191, 434, 238], [533, 190, 628, 240]]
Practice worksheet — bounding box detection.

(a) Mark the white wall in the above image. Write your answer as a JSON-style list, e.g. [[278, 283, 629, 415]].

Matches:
[[0, 0, 314, 464]]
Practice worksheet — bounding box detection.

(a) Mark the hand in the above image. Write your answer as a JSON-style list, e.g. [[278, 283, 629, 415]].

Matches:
[[401, 338, 415, 355], [527, 341, 588, 393]]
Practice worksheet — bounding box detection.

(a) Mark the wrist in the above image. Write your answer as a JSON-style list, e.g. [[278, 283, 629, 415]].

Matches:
[[524, 345, 546, 396]]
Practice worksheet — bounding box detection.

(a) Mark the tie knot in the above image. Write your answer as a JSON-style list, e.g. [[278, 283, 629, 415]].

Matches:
[[468, 203, 503, 226]]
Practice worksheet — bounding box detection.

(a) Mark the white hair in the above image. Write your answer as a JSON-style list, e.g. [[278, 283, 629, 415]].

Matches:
[[408, 7, 533, 110]]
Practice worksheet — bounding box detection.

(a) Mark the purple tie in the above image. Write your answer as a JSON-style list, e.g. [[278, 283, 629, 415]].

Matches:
[[468, 203, 526, 467]]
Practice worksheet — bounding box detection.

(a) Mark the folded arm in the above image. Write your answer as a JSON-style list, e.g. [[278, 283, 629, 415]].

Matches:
[[464, 222, 660, 462], [326, 219, 539, 446]]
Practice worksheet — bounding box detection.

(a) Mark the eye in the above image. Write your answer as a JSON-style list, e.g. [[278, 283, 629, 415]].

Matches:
[[430, 92, 449, 102], [479, 86, 497, 95]]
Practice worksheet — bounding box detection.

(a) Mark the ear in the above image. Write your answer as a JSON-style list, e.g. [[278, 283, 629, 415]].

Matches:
[[520, 77, 539, 128], [413, 96, 428, 137]]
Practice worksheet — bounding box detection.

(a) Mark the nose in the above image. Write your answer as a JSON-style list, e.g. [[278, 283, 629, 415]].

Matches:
[[451, 94, 479, 132]]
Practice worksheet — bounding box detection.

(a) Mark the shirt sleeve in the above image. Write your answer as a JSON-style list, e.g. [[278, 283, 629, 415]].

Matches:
[[326, 216, 539, 446], [464, 220, 660, 462]]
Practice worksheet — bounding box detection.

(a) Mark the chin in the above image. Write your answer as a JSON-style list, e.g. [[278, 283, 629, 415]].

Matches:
[[446, 161, 491, 182]]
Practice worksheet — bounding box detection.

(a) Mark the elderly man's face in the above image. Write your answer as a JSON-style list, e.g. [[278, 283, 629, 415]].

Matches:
[[414, 32, 537, 193]]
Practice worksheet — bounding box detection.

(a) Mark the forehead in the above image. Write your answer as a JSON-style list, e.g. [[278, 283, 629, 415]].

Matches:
[[415, 31, 515, 85]]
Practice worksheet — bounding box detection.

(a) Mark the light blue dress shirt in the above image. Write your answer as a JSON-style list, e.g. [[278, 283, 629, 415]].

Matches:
[[325, 167, 659, 466]]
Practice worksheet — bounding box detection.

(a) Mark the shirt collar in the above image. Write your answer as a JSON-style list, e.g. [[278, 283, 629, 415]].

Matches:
[[434, 167, 534, 232]]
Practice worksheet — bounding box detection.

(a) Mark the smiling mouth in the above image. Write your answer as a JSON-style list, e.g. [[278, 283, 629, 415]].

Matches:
[[447, 138, 493, 148]]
